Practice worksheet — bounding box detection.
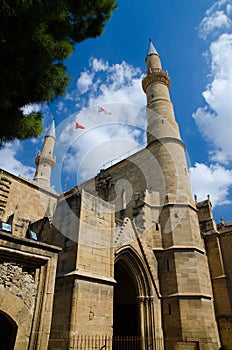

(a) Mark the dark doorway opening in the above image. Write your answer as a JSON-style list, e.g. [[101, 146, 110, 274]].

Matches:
[[0, 311, 18, 350], [113, 261, 139, 337]]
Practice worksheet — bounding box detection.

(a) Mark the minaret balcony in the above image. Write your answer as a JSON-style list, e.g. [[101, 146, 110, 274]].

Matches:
[[43, 156, 56, 167], [142, 69, 171, 92], [35, 152, 41, 165]]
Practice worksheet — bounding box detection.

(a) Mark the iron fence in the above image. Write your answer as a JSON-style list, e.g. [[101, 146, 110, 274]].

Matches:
[[48, 335, 175, 350]]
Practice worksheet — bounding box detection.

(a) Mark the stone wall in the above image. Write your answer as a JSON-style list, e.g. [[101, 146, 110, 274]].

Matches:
[[0, 169, 57, 238], [204, 226, 232, 349], [48, 190, 115, 349], [0, 231, 60, 350], [0, 261, 37, 311], [197, 199, 232, 349]]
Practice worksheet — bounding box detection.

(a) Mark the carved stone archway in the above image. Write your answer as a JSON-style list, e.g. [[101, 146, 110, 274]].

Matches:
[[0, 287, 32, 349], [0, 310, 17, 350], [114, 247, 156, 348]]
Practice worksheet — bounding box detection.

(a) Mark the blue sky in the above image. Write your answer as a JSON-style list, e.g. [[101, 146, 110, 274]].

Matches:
[[1, 0, 232, 223]]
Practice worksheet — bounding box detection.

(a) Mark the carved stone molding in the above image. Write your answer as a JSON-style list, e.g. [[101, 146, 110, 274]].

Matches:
[[133, 191, 145, 216], [137, 295, 154, 304], [95, 170, 114, 201], [142, 70, 171, 92], [35, 152, 56, 167], [0, 176, 11, 212]]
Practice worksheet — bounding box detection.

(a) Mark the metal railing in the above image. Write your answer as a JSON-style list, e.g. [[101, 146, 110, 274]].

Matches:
[[48, 335, 171, 350]]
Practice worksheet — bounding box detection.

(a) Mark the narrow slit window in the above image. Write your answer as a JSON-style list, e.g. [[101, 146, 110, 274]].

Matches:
[[168, 303, 171, 315], [167, 259, 170, 271]]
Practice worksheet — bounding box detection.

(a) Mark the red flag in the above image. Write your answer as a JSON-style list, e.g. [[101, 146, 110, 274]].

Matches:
[[98, 106, 112, 115], [75, 122, 85, 129]]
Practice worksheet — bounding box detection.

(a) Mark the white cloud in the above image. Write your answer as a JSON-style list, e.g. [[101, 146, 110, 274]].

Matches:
[[59, 58, 145, 118], [193, 33, 232, 164], [76, 71, 94, 94], [192, 1, 232, 210], [52, 58, 147, 188], [199, 10, 231, 39], [54, 103, 147, 188], [76, 58, 145, 107], [0, 142, 35, 179], [194, 1, 232, 165], [20, 103, 41, 115], [91, 57, 109, 72], [226, 3, 232, 15], [57, 101, 67, 113], [189, 162, 232, 207]]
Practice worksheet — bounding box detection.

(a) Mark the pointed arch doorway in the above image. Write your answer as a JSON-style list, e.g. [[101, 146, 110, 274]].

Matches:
[[113, 248, 156, 350], [0, 311, 17, 350], [114, 260, 138, 336]]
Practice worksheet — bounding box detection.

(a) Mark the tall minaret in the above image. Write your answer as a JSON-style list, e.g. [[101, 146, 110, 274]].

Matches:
[[142, 39, 192, 205], [33, 119, 56, 188], [143, 40, 180, 141], [142, 40, 220, 347]]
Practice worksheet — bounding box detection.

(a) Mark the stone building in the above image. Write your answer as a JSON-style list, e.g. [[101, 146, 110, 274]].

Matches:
[[0, 41, 231, 350]]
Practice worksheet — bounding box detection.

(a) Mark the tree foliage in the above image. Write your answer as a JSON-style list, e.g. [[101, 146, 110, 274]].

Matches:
[[0, 0, 117, 147]]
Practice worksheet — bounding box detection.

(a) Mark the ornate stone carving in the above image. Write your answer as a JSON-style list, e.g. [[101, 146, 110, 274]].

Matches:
[[35, 152, 56, 167], [142, 70, 171, 92], [95, 170, 114, 201], [133, 191, 145, 216]]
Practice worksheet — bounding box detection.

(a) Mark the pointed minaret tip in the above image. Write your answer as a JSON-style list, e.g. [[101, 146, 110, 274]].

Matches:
[[46, 119, 56, 139], [147, 39, 159, 56]]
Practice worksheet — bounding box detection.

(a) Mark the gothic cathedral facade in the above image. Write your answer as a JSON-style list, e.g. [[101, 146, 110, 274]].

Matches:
[[0, 41, 231, 350]]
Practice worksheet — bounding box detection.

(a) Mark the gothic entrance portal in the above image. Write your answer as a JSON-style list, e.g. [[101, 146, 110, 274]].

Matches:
[[114, 260, 138, 336], [0, 311, 17, 350], [113, 248, 155, 350]]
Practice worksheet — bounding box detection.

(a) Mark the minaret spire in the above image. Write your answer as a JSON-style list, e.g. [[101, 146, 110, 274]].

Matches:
[[47, 118, 56, 138], [142, 39, 179, 144], [142, 38, 190, 200], [147, 38, 159, 56], [33, 119, 56, 188]]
